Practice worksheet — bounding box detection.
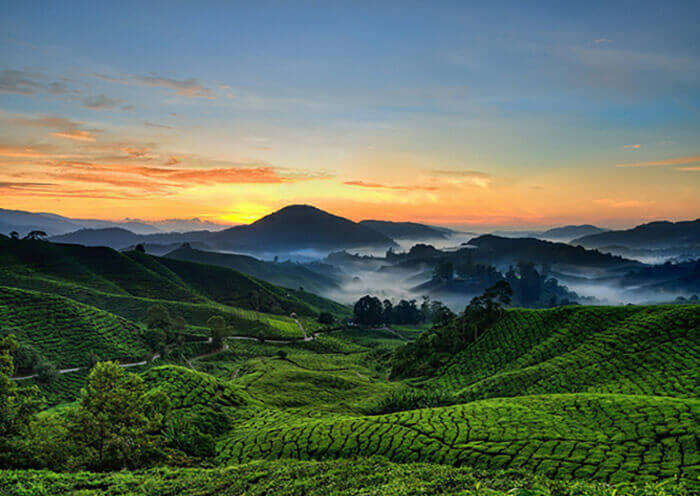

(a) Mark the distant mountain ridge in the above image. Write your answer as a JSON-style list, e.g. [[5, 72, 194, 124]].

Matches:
[[164, 244, 341, 294], [50, 205, 397, 252], [0, 207, 231, 237], [492, 224, 608, 242], [206, 205, 396, 252], [573, 219, 700, 249], [359, 220, 456, 240]]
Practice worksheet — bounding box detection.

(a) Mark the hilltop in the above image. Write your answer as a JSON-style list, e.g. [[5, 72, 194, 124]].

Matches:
[[573, 218, 700, 250], [359, 220, 457, 240], [207, 205, 396, 252], [48, 205, 398, 252], [164, 244, 341, 294]]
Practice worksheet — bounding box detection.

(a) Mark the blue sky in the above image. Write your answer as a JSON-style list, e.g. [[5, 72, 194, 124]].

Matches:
[[1, 1, 698, 227]]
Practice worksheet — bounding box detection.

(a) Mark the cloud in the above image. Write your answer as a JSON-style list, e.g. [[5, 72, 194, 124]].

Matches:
[[343, 180, 439, 191], [616, 156, 700, 167], [623, 144, 641, 149], [46, 160, 316, 188], [51, 130, 97, 142], [94, 73, 215, 98], [0, 180, 144, 200], [0, 145, 50, 158], [594, 38, 612, 44], [82, 94, 124, 110], [594, 198, 650, 208], [9, 115, 101, 142], [165, 156, 180, 165], [0, 69, 71, 95], [144, 121, 174, 129], [676, 166, 700, 171], [429, 169, 493, 188]]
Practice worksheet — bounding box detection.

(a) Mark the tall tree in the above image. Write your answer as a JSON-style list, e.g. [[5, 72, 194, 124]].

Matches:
[[353, 295, 384, 327]]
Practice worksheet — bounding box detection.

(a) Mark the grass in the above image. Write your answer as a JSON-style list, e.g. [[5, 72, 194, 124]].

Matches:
[[432, 305, 699, 402], [0, 285, 150, 369], [0, 237, 348, 318], [1, 458, 696, 495], [216, 393, 699, 483], [0, 240, 697, 492]]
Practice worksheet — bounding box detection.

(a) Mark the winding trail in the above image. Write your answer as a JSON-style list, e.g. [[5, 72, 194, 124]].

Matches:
[[10, 321, 322, 381]]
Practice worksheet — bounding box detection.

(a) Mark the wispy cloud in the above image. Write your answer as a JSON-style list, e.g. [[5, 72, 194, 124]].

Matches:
[[0, 145, 50, 158], [144, 121, 174, 129], [0, 69, 71, 95], [343, 180, 439, 191], [9, 115, 101, 142], [623, 144, 641, 149], [94, 73, 215, 98], [429, 169, 493, 188], [51, 130, 97, 142], [615, 155, 700, 167], [677, 166, 700, 171], [82, 94, 125, 110], [594, 198, 651, 208]]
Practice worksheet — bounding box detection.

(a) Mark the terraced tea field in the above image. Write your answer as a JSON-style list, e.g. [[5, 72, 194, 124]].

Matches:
[[0, 238, 697, 494]]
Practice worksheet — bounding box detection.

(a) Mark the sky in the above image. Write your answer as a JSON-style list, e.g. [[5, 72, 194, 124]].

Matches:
[[1, 1, 698, 230]]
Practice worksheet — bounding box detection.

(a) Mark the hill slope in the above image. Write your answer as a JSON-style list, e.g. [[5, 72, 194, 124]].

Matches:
[[466, 234, 639, 268], [573, 219, 700, 249], [0, 285, 149, 368], [359, 220, 454, 240], [0, 236, 346, 317], [207, 205, 397, 252], [164, 245, 341, 294]]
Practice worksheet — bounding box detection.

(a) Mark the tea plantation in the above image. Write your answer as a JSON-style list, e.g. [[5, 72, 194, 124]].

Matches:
[[0, 238, 698, 494]]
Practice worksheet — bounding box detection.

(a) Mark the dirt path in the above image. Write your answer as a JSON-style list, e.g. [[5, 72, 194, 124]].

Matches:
[[10, 324, 323, 381]]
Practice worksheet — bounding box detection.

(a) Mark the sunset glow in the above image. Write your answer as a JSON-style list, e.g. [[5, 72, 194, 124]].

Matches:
[[1, 2, 698, 229]]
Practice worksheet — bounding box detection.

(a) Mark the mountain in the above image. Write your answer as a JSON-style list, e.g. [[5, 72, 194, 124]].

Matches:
[[50, 227, 211, 249], [69, 219, 162, 235], [206, 205, 397, 252], [0, 207, 167, 236], [164, 244, 341, 294], [50, 227, 150, 249], [0, 208, 81, 236], [492, 225, 607, 242], [539, 224, 607, 242], [573, 219, 700, 249], [358, 220, 455, 240], [47, 205, 398, 253], [466, 234, 639, 268], [0, 235, 347, 319]]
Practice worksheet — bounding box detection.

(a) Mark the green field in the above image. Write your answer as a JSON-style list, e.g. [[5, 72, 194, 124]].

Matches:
[[0, 238, 698, 494]]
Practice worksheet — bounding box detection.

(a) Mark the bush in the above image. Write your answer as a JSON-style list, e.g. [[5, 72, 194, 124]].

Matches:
[[35, 361, 58, 384], [318, 312, 335, 325]]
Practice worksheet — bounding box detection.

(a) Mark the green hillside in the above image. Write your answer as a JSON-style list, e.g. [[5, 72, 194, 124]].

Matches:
[[433, 305, 699, 402], [0, 286, 150, 368], [164, 245, 341, 295], [0, 240, 697, 495], [2, 458, 692, 496], [0, 237, 348, 318]]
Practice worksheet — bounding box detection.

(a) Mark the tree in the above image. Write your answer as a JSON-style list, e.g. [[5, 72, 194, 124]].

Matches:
[[0, 335, 42, 466], [318, 312, 334, 325], [353, 295, 384, 327], [433, 261, 454, 281], [66, 362, 167, 470], [145, 304, 172, 330], [22, 230, 47, 241], [382, 299, 394, 324], [135, 244, 146, 253], [207, 316, 228, 348], [462, 281, 512, 341], [35, 360, 58, 384], [9, 231, 19, 240]]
